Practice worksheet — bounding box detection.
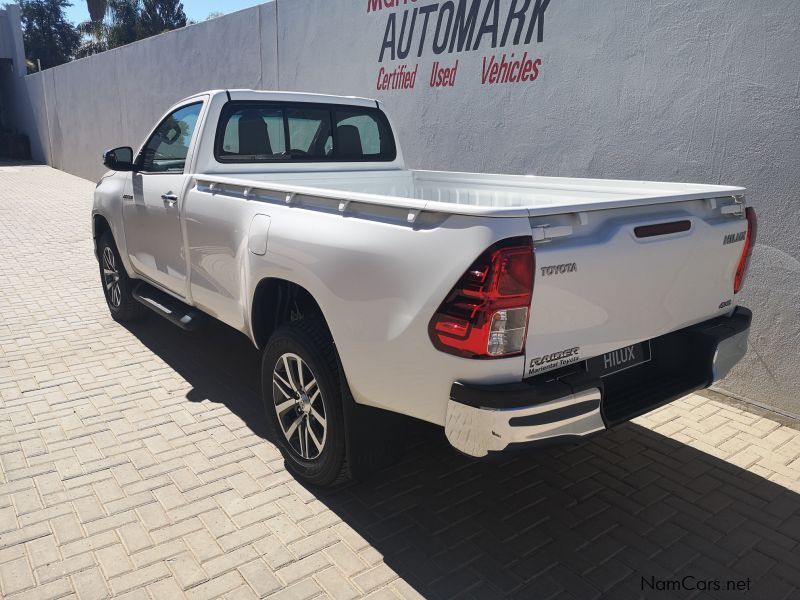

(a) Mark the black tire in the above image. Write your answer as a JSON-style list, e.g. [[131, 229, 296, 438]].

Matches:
[[97, 230, 146, 322], [261, 319, 350, 487]]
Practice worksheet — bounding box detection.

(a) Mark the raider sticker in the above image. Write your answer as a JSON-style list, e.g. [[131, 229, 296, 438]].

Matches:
[[527, 346, 580, 377]]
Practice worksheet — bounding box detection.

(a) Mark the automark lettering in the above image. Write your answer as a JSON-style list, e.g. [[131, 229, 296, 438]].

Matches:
[[375, 0, 553, 62]]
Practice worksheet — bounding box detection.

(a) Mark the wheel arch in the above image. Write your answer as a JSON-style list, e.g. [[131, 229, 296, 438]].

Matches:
[[250, 278, 333, 350], [92, 213, 111, 255]]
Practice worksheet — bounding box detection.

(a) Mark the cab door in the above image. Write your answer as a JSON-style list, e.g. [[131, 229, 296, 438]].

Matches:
[[123, 102, 203, 297]]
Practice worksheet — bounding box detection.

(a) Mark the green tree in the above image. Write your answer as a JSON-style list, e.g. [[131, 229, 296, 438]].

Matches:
[[76, 0, 186, 58], [138, 0, 186, 37], [86, 0, 106, 21], [77, 0, 137, 57], [107, 0, 139, 47], [19, 0, 81, 70], [75, 19, 107, 57]]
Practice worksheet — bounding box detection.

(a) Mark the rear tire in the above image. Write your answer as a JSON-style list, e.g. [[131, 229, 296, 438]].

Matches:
[[97, 230, 146, 322], [262, 319, 350, 487]]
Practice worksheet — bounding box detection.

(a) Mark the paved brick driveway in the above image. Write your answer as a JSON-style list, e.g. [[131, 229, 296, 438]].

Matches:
[[1, 163, 799, 600]]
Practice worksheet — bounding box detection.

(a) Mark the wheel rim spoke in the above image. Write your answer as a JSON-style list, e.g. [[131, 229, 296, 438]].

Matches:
[[274, 398, 295, 415], [283, 355, 298, 393], [284, 414, 303, 439], [274, 371, 294, 393], [307, 423, 323, 452], [310, 406, 326, 427], [304, 378, 317, 394], [273, 377, 294, 400], [297, 359, 306, 389], [103, 248, 115, 270]]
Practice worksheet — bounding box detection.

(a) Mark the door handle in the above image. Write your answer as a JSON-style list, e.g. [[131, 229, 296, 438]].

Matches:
[[161, 193, 178, 206]]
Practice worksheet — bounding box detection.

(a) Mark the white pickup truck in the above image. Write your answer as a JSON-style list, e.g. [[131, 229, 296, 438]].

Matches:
[[93, 90, 755, 486]]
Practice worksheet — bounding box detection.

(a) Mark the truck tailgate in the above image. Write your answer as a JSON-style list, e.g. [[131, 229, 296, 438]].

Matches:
[[524, 197, 750, 378]]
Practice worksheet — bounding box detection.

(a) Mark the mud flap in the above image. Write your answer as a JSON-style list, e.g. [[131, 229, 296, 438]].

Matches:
[[337, 359, 406, 480]]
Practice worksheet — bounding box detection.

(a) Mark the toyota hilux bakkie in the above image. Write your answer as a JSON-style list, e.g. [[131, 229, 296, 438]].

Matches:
[[92, 90, 754, 485]]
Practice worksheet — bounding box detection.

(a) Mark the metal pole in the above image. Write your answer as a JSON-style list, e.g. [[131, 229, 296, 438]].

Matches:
[[37, 59, 41, 72]]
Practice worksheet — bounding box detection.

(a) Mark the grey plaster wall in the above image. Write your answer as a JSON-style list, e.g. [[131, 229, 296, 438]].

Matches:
[[7, 0, 800, 414], [9, 71, 52, 163]]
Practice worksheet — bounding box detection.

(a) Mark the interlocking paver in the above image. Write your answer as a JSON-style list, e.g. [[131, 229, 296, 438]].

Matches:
[[1, 162, 800, 599], [0, 555, 35, 595], [204, 545, 259, 579], [166, 552, 208, 590], [25, 535, 60, 569], [108, 562, 171, 596], [35, 551, 97, 584], [238, 558, 282, 596], [185, 571, 244, 600], [182, 528, 223, 563], [71, 566, 111, 600], [11, 577, 74, 600]]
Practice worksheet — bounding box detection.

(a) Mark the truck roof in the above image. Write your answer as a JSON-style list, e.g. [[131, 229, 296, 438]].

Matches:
[[178, 89, 381, 108]]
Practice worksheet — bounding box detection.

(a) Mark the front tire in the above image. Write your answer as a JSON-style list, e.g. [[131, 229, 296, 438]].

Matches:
[[97, 231, 146, 322], [262, 319, 350, 487]]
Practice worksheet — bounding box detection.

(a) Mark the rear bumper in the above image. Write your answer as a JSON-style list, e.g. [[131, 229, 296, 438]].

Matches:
[[445, 307, 752, 457]]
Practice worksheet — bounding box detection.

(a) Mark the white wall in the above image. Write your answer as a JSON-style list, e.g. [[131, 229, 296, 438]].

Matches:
[[8, 0, 800, 415]]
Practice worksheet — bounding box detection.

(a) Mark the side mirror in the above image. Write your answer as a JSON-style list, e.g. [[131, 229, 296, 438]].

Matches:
[[103, 146, 135, 171]]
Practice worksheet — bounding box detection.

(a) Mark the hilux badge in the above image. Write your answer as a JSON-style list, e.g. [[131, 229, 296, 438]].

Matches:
[[723, 231, 746, 245]]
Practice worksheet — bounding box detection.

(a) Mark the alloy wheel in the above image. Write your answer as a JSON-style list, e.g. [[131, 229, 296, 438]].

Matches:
[[272, 352, 327, 460], [102, 246, 122, 308]]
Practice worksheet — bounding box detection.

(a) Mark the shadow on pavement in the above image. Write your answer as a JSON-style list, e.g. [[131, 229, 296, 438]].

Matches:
[[123, 315, 800, 600]]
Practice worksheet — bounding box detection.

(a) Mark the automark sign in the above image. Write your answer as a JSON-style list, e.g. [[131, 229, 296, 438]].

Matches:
[[369, 0, 552, 90]]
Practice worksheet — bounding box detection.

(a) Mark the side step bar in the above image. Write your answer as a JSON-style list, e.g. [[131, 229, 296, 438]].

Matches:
[[132, 282, 205, 331]]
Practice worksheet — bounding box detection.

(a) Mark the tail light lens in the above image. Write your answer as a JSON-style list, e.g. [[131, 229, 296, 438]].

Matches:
[[733, 207, 757, 294], [429, 237, 534, 358]]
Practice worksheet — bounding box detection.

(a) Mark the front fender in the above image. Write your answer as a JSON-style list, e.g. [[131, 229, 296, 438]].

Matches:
[[92, 172, 136, 276]]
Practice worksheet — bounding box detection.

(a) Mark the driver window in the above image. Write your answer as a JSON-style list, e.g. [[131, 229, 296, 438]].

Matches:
[[139, 102, 202, 173]]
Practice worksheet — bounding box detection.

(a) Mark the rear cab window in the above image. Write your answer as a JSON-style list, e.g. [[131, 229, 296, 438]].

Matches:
[[214, 101, 396, 163]]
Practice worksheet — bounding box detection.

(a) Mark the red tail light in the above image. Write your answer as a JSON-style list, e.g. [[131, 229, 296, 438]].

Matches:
[[733, 207, 757, 294], [429, 237, 534, 358]]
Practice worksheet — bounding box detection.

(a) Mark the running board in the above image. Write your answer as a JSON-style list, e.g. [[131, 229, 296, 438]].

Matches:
[[132, 282, 204, 331]]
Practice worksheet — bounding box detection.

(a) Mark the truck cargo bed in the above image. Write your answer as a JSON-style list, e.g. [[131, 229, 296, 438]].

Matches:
[[197, 169, 745, 218]]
